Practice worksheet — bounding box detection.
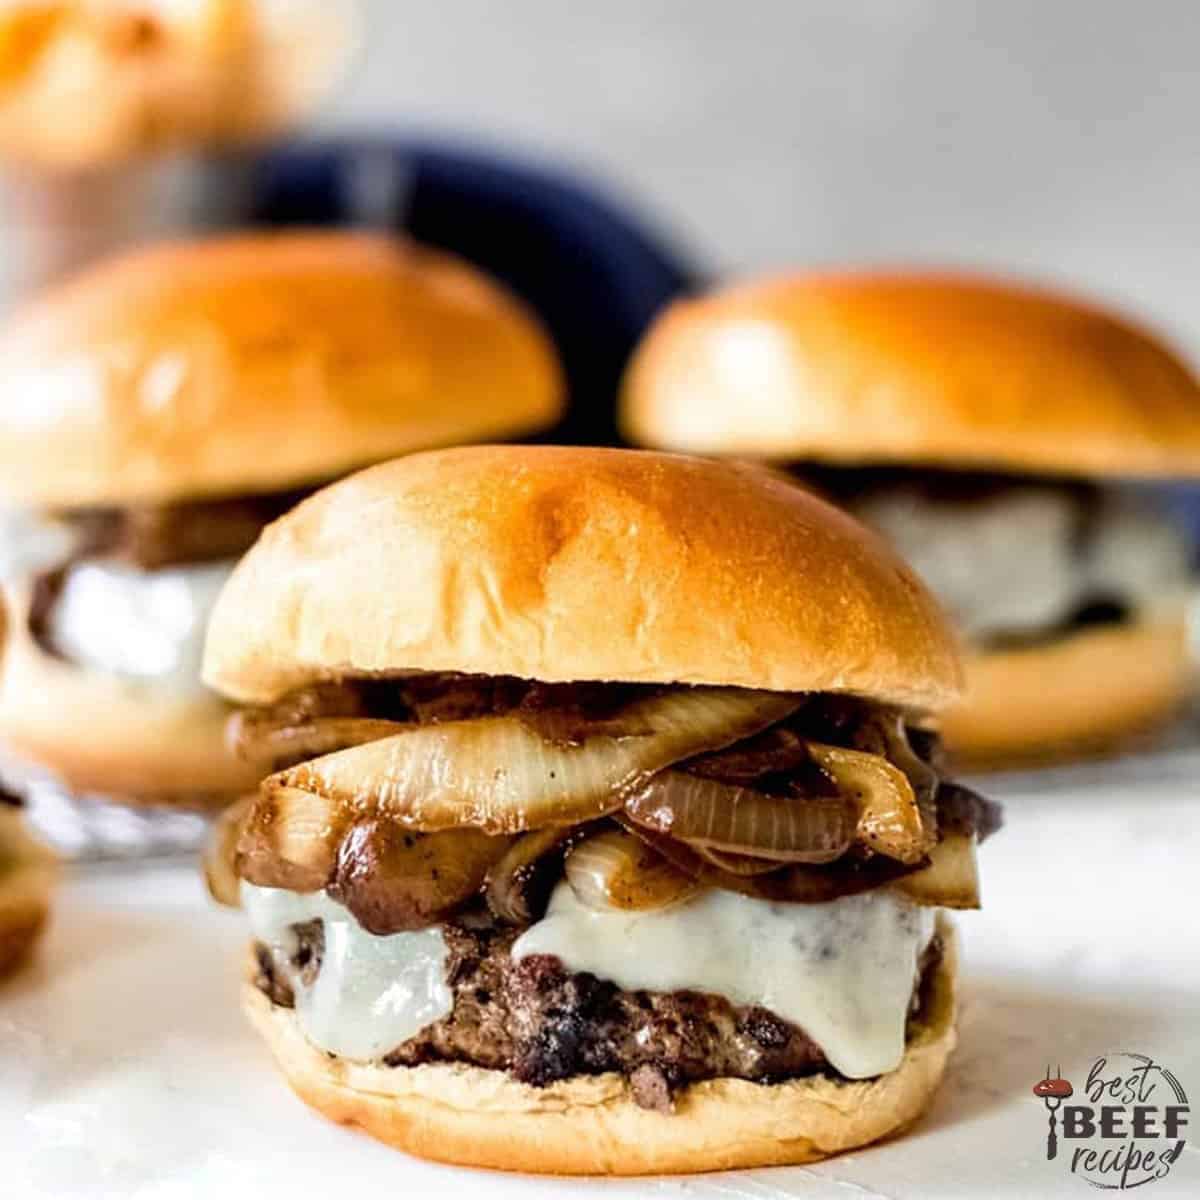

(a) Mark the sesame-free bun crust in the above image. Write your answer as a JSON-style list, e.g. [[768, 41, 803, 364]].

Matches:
[[0, 231, 563, 508], [944, 604, 1194, 766], [0, 809, 57, 978], [621, 271, 1200, 478], [243, 918, 957, 1175], [204, 447, 963, 711], [0, 583, 259, 804]]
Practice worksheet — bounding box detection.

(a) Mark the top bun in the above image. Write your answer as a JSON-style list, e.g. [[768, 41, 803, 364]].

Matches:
[[203, 446, 962, 711], [0, 231, 563, 508], [621, 271, 1200, 478], [0, 0, 353, 169]]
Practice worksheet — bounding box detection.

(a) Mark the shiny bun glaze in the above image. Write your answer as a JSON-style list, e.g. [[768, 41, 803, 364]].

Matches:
[[621, 270, 1200, 477], [0, 231, 564, 508], [203, 446, 963, 711]]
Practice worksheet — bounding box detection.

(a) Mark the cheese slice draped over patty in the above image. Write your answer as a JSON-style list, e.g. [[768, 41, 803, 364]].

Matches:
[[242, 883, 453, 1061], [245, 878, 936, 1079], [514, 884, 935, 1079]]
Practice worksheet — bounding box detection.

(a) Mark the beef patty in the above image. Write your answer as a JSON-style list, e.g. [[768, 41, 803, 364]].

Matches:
[[253, 911, 942, 1112]]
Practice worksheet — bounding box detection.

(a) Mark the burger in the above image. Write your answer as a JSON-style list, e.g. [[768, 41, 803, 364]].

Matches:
[[0, 232, 562, 806], [0, 783, 56, 977], [620, 272, 1200, 764], [0, 0, 353, 169], [202, 445, 1001, 1175]]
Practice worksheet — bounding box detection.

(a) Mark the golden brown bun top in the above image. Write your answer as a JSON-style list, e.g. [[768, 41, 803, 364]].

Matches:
[[621, 270, 1200, 478], [0, 231, 564, 508], [203, 445, 963, 710], [0, 0, 352, 168]]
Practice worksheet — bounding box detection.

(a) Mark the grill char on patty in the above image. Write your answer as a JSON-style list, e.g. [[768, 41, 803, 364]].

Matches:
[[253, 913, 942, 1112]]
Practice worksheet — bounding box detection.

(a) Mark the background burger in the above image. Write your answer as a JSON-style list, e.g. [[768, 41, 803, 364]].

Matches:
[[0, 0, 353, 170], [0, 1, 355, 300], [203, 445, 1001, 1175], [0, 231, 562, 807], [620, 271, 1200, 764]]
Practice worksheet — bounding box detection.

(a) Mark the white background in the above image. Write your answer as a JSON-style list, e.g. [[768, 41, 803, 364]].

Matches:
[[333, 1, 1200, 359]]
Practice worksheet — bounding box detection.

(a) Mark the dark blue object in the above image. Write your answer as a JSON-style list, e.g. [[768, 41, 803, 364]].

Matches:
[[244, 137, 697, 446]]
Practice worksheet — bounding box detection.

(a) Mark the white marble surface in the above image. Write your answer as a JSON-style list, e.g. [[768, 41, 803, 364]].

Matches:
[[2, 766, 1198, 1198]]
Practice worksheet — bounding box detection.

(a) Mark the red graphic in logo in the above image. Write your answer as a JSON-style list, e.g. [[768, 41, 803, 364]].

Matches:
[[1033, 1065, 1075, 1160]]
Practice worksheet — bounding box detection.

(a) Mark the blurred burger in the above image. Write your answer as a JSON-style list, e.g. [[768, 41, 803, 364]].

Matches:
[[203, 446, 1000, 1175], [0, 232, 562, 806], [621, 272, 1200, 764], [0, 0, 356, 300], [0, 0, 354, 169], [0, 783, 56, 976]]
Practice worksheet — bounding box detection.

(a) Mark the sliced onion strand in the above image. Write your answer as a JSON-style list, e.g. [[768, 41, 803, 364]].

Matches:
[[268, 687, 802, 835], [624, 770, 854, 864], [806, 742, 931, 865], [565, 828, 698, 911]]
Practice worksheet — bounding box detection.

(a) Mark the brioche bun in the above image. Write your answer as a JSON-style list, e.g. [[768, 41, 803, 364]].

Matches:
[[242, 917, 957, 1175], [0, 231, 563, 508], [0, 808, 56, 978], [944, 603, 1194, 765], [204, 446, 963, 712], [621, 271, 1200, 478], [0, 582, 258, 804]]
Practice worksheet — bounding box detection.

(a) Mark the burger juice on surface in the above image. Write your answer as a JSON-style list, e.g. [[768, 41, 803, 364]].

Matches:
[[0, 232, 561, 806], [621, 272, 1200, 763], [203, 446, 1001, 1175]]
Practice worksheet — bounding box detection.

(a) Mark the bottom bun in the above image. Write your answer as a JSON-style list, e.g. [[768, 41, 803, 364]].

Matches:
[[0, 585, 260, 806], [243, 917, 958, 1175], [942, 605, 1194, 767], [0, 813, 57, 978]]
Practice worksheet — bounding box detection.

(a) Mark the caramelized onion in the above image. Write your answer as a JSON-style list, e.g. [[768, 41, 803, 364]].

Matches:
[[693, 846, 781, 876], [613, 813, 706, 876], [235, 785, 349, 892], [937, 781, 1003, 843], [328, 821, 512, 935], [846, 712, 940, 844], [565, 829, 698, 911], [624, 771, 854, 864], [231, 715, 410, 769], [203, 795, 252, 907], [516, 709, 655, 747], [617, 812, 916, 903], [806, 743, 932, 864], [685, 724, 812, 782], [730, 855, 917, 903], [269, 687, 802, 834], [486, 825, 575, 924], [894, 832, 980, 909]]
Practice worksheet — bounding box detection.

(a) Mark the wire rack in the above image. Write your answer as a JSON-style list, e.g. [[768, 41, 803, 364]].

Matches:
[[4, 759, 213, 864]]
